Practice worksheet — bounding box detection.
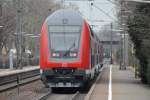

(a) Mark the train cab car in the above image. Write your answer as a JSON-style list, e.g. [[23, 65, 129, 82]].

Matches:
[[40, 9, 103, 88]]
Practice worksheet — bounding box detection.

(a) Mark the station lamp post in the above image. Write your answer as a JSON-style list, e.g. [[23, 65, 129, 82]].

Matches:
[[15, 0, 23, 69], [116, 31, 128, 70]]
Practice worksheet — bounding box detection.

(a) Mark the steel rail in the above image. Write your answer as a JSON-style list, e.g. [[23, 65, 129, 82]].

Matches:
[[71, 91, 80, 100], [0, 68, 40, 92], [39, 92, 51, 100]]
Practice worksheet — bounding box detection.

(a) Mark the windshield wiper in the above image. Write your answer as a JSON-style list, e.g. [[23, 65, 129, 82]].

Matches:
[[63, 42, 76, 57]]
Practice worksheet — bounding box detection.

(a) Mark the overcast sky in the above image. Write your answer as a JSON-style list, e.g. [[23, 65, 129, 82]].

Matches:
[[64, 0, 116, 31]]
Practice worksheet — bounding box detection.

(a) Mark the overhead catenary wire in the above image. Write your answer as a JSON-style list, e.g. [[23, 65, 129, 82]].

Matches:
[[126, 0, 150, 3], [106, 0, 119, 6], [92, 3, 117, 22]]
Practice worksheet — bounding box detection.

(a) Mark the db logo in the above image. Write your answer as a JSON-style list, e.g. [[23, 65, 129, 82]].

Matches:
[[62, 63, 68, 67]]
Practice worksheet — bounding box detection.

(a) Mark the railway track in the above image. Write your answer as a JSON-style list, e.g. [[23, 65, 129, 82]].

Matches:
[[38, 66, 105, 100], [0, 66, 103, 100], [38, 90, 85, 100], [39, 91, 51, 100], [0, 67, 40, 92], [71, 91, 80, 100]]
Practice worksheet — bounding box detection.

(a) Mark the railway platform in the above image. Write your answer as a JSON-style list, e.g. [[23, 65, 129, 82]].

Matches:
[[0, 66, 39, 77], [0, 65, 40, 92], [85, 64, 150, 100]]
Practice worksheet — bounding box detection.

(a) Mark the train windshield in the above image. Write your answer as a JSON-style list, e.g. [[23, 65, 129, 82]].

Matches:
[[49, 25, 81, 59]]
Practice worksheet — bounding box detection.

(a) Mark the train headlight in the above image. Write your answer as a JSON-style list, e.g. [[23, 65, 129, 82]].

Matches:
[[40, 69, 43, 74], [70, 52, 77, 57], [52, 52, 60, 57], [85, 69, 91, 75]]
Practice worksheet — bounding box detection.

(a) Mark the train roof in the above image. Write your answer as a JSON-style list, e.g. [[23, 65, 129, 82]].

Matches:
[[45, 9, 84, 26]]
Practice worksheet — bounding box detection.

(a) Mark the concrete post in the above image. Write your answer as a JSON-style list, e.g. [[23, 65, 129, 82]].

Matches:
[[110, 23, 113, 64], [9, 50, 13, 69], [124, 34, 129, 68]]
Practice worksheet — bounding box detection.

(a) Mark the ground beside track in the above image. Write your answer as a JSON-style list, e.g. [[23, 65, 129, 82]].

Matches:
[[0, 80, 49, 100]]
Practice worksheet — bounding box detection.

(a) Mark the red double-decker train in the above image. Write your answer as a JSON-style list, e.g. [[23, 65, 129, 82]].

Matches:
[[40, 9, 103, 89]]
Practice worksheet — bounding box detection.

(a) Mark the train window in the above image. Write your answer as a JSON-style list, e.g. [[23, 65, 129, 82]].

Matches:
[[97, 55, 99, 64], [49, 26, 80, 33], [49, 25, 81, 59], [91, 55, 94, 68], [91, 47, 95, 68], [89, 27, 94, 37], [50, 33, 79, 50]]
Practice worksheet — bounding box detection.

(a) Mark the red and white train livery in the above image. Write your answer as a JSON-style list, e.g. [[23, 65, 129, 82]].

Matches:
[[40, 9, 103, 88]]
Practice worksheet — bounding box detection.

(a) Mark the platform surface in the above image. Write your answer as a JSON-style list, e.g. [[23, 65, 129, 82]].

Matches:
[[0, 66, 39, 77], [89, 65, 150, 100]]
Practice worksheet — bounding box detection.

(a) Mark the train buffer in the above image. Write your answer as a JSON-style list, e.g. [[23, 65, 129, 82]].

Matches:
[[85, 64, 150, 100]]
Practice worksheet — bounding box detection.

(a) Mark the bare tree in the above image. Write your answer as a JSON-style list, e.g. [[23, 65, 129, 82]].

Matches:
[[0, 0, 63, 67], [0, 0, 16, 54]]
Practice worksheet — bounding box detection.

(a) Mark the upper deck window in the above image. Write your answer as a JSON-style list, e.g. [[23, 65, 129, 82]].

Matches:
[[49, 26, 80, 33]]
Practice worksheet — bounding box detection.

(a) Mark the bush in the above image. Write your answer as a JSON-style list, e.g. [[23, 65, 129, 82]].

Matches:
[[127, 4, 150, 84]]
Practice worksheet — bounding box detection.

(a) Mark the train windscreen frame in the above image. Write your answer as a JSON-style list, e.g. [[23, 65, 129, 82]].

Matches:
[[48, 25, 82, 61]]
